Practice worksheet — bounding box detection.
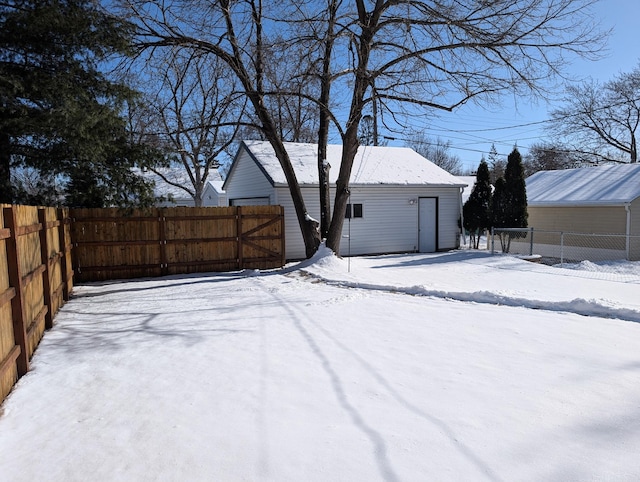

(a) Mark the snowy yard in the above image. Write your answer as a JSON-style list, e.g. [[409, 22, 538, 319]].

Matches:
[[1, 249, 639, 481]]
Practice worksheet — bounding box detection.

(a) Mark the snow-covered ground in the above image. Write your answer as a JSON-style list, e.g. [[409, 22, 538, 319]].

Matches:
[[1, 248, 639, 481]]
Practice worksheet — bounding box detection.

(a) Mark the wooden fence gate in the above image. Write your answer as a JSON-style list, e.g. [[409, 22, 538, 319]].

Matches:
[[71, 206, 285, 282]]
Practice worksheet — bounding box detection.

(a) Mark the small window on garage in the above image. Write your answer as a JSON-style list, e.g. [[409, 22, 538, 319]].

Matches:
[[345, 203, 363, 218]]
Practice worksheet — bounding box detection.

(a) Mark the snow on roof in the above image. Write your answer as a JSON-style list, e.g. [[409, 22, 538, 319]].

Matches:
[[137, 167, 224, 199], [206, 180, 225, 193], [457, 176, 475, 203], [526, 163, 640, 207], [242, 140, 466, 186]]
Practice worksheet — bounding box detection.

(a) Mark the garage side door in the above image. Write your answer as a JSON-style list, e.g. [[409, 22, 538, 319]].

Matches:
[[418, 197, 437, 252]]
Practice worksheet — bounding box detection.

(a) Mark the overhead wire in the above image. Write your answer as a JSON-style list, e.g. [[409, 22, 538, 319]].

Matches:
[[386, 95, 640, 161]]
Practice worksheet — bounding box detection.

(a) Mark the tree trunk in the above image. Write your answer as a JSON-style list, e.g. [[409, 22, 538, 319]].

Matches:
[[317, 76, 332, 239], [194, 186, 203, 207], [325, 128, 361, 254], [318, 148, 331, 238], [267, 135, 321, 257], [249, 90, 321, 256], [324, 0, 379, 256], [230, 0, 320, 258], [0, 132, 13, 204], [316, 0, 338, 240]]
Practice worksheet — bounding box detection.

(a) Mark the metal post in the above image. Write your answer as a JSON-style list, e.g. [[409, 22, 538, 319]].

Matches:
[[560, 231, 564, 266], [529, 227, 534, 256], [490, 227, 495, 254]]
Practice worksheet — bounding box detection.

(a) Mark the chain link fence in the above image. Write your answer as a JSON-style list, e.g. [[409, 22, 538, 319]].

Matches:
[[487, 228, 640, 279]]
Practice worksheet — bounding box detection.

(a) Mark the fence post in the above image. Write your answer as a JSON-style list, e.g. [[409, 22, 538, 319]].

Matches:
[[57, 208, 72, 301], [37, 208, 54, 329], [280, 206, 286, 267], [490, 227, 495, 254], [529, 227, 534, 256], [3, 206, 29, 377], [159, 209, 168, 277], [237, 206, 244, 270]]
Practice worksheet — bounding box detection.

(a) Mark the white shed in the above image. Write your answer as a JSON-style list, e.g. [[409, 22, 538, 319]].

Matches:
[[224, 140, 467, 259]]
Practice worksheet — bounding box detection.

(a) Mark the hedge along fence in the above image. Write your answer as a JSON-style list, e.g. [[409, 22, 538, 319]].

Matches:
[[0, 205, 73, 404], [71, 205, 286, 282]]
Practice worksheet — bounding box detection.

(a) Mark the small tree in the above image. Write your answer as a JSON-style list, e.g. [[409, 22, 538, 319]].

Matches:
[[131, 50, 244, 207], [462, 160, 492, 248], [492, 147, 528, 252], [491, 177, 509, 251], [504, 147, 528, 228], [487, 143, 506, 183]]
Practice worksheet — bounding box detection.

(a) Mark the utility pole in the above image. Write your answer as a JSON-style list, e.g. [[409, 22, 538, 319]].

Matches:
[[371, 81, 378, 146]]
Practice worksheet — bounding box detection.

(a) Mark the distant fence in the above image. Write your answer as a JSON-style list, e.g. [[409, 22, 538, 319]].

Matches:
[[490, 227, 640, 264], [1, 205, 73, 404], [71, 206, 286, 282]]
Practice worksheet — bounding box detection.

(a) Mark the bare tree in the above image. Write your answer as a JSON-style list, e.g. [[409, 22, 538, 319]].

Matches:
[[123, 0, 605, 257], [124, 0, 324, 256], [263, 39, 320, 144], [236, 37, 321, 144], [523, 142, 583, 176], [10, 167, 63, 206], [550, 63, 640, 163], [128, 49, 245, 206], [407, 133, 463, 175], [279, 0, 606, 254]]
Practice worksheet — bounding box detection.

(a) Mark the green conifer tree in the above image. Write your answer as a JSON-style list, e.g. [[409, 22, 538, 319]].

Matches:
[[491, 147, 528, 252], [0, 0, 157, 206], [463, 160, 492, 248], [504, 147, 528, 228]]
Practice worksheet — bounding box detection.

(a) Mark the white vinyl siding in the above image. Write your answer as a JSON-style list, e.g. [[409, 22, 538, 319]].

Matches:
[[230, 197, 270, 206], [274, 186, 322, 259], [430, 187, 462, 250], [275, 185, 461, 259], [225, 143, 464, 260], [224, 149, 275, 205], [202, 183, 227, 207]]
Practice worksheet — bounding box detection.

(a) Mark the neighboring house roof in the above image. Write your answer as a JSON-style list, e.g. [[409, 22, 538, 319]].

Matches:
[[231, 140, 466, 187], [526, 163, 640, 207], [207, 180, 225, 193], [457, 176, 476, 204], [137, 167, 225, 201]]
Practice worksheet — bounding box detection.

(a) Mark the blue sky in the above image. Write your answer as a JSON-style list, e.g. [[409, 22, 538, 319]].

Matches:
[[391, 1, 640, 172]]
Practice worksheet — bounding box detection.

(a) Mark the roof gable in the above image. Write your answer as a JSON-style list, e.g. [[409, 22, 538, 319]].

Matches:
[[238, 140, 465, 187], [526, 163, 640, 206]]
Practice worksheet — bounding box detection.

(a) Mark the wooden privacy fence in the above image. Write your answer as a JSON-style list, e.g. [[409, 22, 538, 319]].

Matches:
[[1, 204, 283, 404], [1, 205, 73, 404], [71, 205, 285, 282]]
